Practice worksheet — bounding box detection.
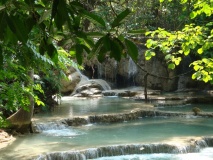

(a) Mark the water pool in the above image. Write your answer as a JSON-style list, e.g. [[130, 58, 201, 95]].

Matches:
[[34, 96, 151, 121], [1, 116, 213, 159]]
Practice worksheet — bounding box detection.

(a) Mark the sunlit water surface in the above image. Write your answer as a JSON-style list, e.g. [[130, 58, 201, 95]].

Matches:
[[34, 96, 151, 121]]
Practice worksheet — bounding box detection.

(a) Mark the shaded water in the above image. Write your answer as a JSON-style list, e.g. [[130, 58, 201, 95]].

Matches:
[[1, 97, 213, 160]]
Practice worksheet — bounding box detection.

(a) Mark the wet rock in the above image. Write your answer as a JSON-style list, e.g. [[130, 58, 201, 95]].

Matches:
[[0, 130, 15, 149], [71, 79, 111, 98], [64, 117, 88, 126], [61, 71, 81, 94], [102, 89, 161, 98]]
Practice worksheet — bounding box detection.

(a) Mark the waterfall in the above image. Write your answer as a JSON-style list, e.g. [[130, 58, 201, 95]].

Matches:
[[35, 138, 213, 160], [97, 61, 117, 84], [33, 121, 84, 137], [128, 58, 138, 82], [35, 122, 68, 132]]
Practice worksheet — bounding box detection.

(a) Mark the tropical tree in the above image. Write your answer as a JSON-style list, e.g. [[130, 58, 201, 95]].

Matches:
[[0, 0, 139, 131], [145, 0, 213, 84]]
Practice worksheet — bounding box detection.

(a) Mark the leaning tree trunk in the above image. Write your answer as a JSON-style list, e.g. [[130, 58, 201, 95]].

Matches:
[[7, 69, 34, 133]]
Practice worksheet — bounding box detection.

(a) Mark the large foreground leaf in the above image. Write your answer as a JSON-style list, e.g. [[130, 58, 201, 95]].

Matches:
[[111, 8, 131, 28], [6, 14, 28, 43], [124, 38, 138, 61], [81, 10, 106, 28]]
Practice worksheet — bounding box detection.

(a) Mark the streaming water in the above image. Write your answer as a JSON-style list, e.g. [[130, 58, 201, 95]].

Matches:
[[0, 97, 213, 160]]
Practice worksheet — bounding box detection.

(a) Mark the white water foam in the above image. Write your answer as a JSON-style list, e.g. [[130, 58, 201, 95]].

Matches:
[[42, 128, 83, 137], [94, 147, 213, 160], [35, 122, 84, 137]]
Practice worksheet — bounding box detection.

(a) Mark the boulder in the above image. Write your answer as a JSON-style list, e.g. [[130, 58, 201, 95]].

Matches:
[[60, 69, 81, 94]]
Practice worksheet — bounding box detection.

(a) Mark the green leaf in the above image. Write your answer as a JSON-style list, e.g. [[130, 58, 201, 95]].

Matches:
[[124, 38, 138, 61], [81, 10, 106, 28], [69, 48, 76, 57], [51, 0, 59, 21], [194, 65, 201, 71], [54, 0, 68, 31], [111, 8, 131, 28], [6, 14, 28, 43], [197, 48, 203, 54], [183, 47, 190, 55], [76, 31, 95, 48], [0, 5, 6, 11], [98, 45, 108, 62], [180, 0, 187, 4], [89, 36, 105, 59], [190, 11, 197, 19], [146, 39, 155, 48], [192, 73, 197, 80], [38, 9, 51, 24], [127, 29, 147, 35], [168, 63, 175, 69], [0, 45, 3, 69], [75, 44, 83, 64], [27, 41, 54, 65], [174, 57, 181, 65], [47, 44, 58, 64], [110, 38, 123, 61], [81, 45, 91, 54], [69, 1, 84, 10], [86, 32, 105, 38], [145, 50, 155, 60], [0, 12, 7, 39], [39, 41, 46, 55], [91, 34, 111, 62], [103, 34, 111, 51], [165, 54, 171, 60], [202, 58, 209, 64]]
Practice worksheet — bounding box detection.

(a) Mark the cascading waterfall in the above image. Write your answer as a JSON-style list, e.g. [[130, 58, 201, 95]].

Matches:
[[97, 61, 117, 84], [34, 138, 213, 160], [33, 121, 84, 137], [96, 58, 138, 87], [128, 57, 138, 85], [35, 122, 68, 132]]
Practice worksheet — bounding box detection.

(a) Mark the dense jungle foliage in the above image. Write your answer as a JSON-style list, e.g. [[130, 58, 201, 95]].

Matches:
[[0, 0, 212, 127]]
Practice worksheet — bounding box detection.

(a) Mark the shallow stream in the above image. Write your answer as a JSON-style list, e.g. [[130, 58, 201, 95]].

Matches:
[[0, 96, 213, 160]]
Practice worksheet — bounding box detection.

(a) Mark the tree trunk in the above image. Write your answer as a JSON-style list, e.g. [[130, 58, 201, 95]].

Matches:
[[7, 69, 34, 133], [144, 73, 148, 103]]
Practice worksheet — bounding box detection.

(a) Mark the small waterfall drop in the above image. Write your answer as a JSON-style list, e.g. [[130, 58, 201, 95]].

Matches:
[[33, 121, 83, 137], [35, 122, 68, 131], [35, 139, 213, 160], [128, 58, 138, 81]]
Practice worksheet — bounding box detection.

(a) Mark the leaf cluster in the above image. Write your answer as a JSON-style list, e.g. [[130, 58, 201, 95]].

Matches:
[[145, 0, 213, 84]]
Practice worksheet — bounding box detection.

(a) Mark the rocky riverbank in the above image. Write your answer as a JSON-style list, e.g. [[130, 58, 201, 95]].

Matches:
[[0, 129, 15, 149]]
